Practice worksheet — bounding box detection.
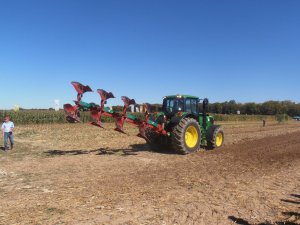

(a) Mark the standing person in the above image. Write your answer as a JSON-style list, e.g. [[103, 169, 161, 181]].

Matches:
[[1, 116, 14, 151]]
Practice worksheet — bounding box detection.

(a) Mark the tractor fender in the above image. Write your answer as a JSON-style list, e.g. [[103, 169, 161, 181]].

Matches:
[[170, 113, 198, 125]]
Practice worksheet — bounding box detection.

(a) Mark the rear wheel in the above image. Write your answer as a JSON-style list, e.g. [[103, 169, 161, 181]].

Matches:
[[171, 118, 201, 154], [207, 125, 224, 149]]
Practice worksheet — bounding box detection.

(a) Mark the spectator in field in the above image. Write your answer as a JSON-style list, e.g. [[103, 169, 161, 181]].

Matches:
[[1, 115, 14, 151], [262, 119, 266, 127]]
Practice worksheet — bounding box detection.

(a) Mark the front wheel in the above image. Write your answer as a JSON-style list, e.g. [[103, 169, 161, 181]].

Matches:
[[207, 125, 224, 149]]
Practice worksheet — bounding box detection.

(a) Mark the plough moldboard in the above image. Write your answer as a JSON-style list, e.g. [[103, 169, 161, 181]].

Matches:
[[63, 81, 167, 141]]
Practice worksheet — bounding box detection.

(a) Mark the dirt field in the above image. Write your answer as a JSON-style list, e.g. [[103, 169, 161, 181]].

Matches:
[[0, 121, 299, 225]]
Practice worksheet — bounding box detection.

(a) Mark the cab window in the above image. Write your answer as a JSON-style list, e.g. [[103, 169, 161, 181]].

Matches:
[[185, 98, 198, 114], [163, 98, 184, 113]]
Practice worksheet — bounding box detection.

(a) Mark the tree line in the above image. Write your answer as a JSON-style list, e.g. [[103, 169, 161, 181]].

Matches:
[[209, 100, 300, 116], [106, 100, 300, 117]]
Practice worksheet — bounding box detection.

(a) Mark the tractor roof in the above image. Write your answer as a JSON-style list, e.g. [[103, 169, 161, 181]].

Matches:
[[164, 94, 199, 99]]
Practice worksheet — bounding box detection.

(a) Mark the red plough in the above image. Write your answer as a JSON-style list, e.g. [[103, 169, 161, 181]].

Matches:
[[64, 81, 167, 141]]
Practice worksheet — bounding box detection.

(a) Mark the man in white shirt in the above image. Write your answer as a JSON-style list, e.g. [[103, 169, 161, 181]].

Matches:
[[1, 116, 14, 151]]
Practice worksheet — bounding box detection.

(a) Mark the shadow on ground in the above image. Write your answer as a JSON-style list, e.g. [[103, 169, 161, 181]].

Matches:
[[228, 194, 300, 225], [44, 143, 175, 157]]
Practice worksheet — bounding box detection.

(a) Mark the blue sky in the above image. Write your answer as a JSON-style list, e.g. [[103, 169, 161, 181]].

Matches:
[[0, 0, 299, 109]]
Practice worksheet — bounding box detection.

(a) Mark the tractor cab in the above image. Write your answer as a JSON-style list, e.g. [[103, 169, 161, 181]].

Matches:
[[162, 95, 211, 118], [162, 95, 199, 116]]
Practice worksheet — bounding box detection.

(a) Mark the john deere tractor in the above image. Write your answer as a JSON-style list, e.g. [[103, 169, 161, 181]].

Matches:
[[145, 95, 224, 154], [64, 82, 224, 154]]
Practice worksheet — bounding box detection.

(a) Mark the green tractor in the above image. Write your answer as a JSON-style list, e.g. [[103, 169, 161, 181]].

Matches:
[[145, 94, 224, 154], [64, 82, 224, 154]]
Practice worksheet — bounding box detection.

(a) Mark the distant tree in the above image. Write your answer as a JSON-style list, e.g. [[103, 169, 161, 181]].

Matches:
[[151, 104, 162, 112], [287, 103, 300, 116], [112, 105, 123, 112], [244, 102, 260, 114], [261, 101, 277, 115], [215, 103, 223, 114], [221, 100, 238, 114]]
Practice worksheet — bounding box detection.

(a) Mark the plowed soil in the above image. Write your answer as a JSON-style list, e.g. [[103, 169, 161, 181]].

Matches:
[[0, 121, 299, 225]]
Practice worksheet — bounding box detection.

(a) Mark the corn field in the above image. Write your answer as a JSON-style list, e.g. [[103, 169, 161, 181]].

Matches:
[[0, 110, 285, 124], [0, 110, 65, 124], [0, 110, 143, 124]]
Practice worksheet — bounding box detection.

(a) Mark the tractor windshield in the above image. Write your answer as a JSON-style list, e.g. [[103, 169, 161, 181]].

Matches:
[[163, 98, 184, 113]]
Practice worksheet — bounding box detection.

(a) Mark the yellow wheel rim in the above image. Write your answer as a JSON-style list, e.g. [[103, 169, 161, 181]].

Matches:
[[185, 126, 198, 148], [215, 132, 223, 147]]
